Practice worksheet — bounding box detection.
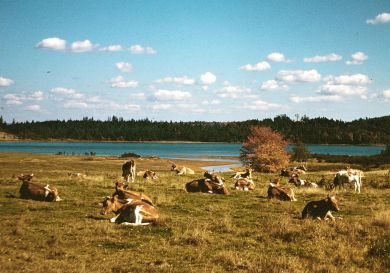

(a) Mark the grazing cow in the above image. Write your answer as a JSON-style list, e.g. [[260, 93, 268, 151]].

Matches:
[[122, 160, 136, 184], [234, 178, 255, 191], [289, 177, 318, 188], [231, 168, 253, 179], [267, 179, 297, 201], [334, 168, 364, 193], [171, 164, 195, 175], [302, 196, 340, 221], [114, 182, 154, 205], [100, 195, 159, 225], [143, 170, 158, 180], [18, 174, 61, 202]]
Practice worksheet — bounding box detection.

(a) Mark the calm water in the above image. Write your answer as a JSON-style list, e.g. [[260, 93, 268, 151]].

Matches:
[[0, 141, 385, 158]]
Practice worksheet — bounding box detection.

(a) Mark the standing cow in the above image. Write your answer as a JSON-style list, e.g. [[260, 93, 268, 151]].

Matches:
[[333, 168, 364, 193], [122, 160, 136, 185]]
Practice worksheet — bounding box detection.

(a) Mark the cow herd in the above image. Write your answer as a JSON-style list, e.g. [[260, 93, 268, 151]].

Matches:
[[15, 160, 365, 225]]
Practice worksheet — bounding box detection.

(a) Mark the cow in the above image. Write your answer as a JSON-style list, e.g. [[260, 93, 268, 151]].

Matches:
[[280, 168, 299, 177], [18, 174, 61, 202], [68, 172, 86, 178], [185, 172, 229, 194], [18, 173, 34, 182], [171, 163, 195, 175], [231, 168, 253, 180], [143, 170, 158, 180], [113, 182, 154, 205], [100, 195, 159, 226], [203, 171, 225, 184], [234, 178, 255, 191], [267, 179, 297, 201], [289, 176, 318, 188], [333, 168, 364, 193], [122, 160, 136, 185], [302, 195, 340, 221]]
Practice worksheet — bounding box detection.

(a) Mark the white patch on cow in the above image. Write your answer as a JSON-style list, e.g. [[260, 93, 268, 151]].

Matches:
[[208, 190, 213, 194], [244, 187, 248, 191], [269, 182, 276, 187], [110, 215, 120, 223], [125, 198, 133, 204]]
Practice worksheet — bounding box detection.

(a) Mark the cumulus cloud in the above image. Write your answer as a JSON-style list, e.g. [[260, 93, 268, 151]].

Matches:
[[51, 87, 84, 99], [109, 76, 138, 88], [383, 89, 390, 98], [128, 93, 146, 100], [241, 100, 282, 111], [26, 105, 41, 111], [240, 61, 271, 71], [318, 84, 367, 96], [0, 76, 14, 87], [116, 62, 133, 73], [346, 52, 368, 65], [267, 52, 290, 62], [277, 69, 321, 83], [3, 91, 45, 105], [367, 12, 390, 24], [99, 45, 124, 52], [30, 91, 44, 101], [199, 72, 217, 85], [154, 89, 192, 101], [260, 80, 288, 91], [304, 53, 342, 63], [202, 100, 221, 105], [4, 94, 23, 105], [290, 95, 343, 103], [63, 101, 89, 109], [325, 74, 371, 85], [36, 37, 66, 51], [71, 40, 96, 53], [150, 103, 172, 110], [129, 45, 157, 55], [156, 76, 195, 85], [216, 85, 253, 99]]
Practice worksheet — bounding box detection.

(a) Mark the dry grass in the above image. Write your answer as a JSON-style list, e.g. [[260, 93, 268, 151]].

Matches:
[[0, 152, 389, 272]]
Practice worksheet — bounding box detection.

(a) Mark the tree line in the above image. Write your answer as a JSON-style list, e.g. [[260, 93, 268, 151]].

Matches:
[[1, 114, 390, 144]]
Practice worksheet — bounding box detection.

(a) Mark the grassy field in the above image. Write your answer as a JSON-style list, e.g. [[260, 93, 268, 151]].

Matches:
[[0, 152, 389, 273]]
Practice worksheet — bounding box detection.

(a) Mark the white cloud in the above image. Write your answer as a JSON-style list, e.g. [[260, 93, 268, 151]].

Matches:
[[241, 100, 282, 110], [304, 53, 342, 63], [267, 52, 289, 62], [277, 69, 321, 83], [202, 100, 221, 105], [0, 76, 14, 87], [109, 76, 138, 88], [383, 89, 390, 98], [240, 61, 271, 71], [129, 93, 146, 100], [63, 101, 89, 109], [290, 95, 343, 103], [318, 84, 368, 96], [30, 91, 44, 101], [260, 80, 288, 91], [99, 45, 124, 52], [4, 93, 23, 105], [51, 87, 76, 95], [367, 12, 390, 24], [325, 74, 371, 85], [116, 62, 133, 73], [150, 103, 172, 110], [71, 40, 95, 53], [36, 37, 66, 51], [154, 89, 192, 101], [129, 45, 157, 55], [217, 85, 253, 99], [6, 99, 23, 105], [346, 52, 368, 65], [156, 76, 195, 85], [26, 105, 41, 111], [199, 72, 217, 85], [4, 91, 45, 105]]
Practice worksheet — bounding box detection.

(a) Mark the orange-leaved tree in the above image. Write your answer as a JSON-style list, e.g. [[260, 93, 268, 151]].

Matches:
[[240, 126, 290, 173]]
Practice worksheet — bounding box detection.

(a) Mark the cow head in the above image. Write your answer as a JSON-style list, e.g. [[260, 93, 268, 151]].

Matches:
[[18, 173, 34, 182], [171, 164, 177, 171], [326, 195, 340, 211], [100, 195, 121, 215], [269, 178, 280, 187]]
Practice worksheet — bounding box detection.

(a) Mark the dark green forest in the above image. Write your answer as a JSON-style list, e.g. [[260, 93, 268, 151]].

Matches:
[[1, 115, 390, 144]]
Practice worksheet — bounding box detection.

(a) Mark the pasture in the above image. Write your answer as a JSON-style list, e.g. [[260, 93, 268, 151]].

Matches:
[[0, 152, 389, 273]]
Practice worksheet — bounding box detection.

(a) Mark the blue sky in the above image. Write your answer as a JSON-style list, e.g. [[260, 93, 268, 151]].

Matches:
[[0, 0, 389, 122]]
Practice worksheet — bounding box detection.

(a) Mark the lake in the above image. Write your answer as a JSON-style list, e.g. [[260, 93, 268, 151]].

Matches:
[[0, 141, 385, 158]]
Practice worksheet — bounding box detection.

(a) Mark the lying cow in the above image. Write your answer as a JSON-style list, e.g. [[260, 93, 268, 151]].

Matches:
[[231, 168, 253, 179], [302, 195, 340, 221], [122, 160, 136, 184], [18, 173, 34, 182], [171, 164, 195, 175], [280, 169, 299, 177], [143, 170, 158, 180], [68, 172, 86, 178], [18, 174, 61, 202], [234, 178, 255, 191], [100, 195, 159, 225], [334, 168, 364, 193], [185, 172, 229, 194], [114, 182, 154, 205], [289, 177, 318, 188], [267, 179, 297, 201]]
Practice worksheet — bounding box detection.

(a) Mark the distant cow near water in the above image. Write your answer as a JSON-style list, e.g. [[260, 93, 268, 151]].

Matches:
[[171, 163, 195, 175]]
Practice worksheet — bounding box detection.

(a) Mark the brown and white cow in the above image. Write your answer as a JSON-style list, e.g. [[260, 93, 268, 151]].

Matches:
[[231, 168, 253, 180], [302, 195, 340, 221], [289, 176, 318, 188], [122, 160, 136, 184], [234, 178, 255, 191], [280, 168, 299, 177], [185, 172, 229, 194], [267, 179, 297, 201], [143, 170, 158, 180], [18, 174, 61, 202], [171, 163, 195, 175], [68, 172, 86, 179], [114, 182, 154, 205], [100, 195, 159, 225], [333, 168, 364, 193]]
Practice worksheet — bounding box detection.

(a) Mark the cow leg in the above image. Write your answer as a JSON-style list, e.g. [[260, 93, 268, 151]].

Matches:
[[324, 211, 335, 221]]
